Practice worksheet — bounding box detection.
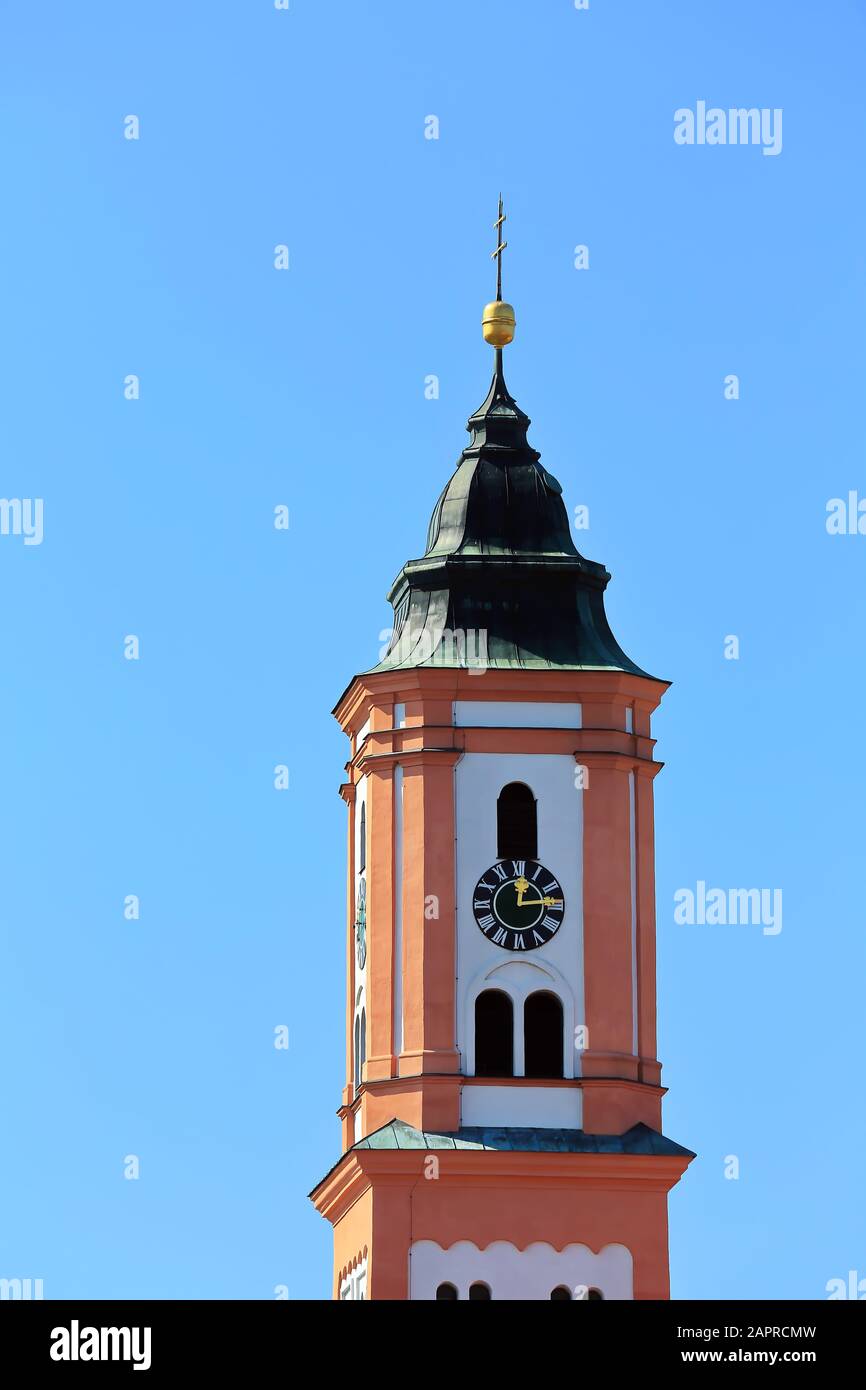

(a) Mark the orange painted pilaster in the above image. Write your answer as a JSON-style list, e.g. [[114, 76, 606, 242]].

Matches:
[[365, 761, 395, 1081], [582, 753, 638, 1081], [635, 763, 661, 1083], [399, 750, 460, 1079]]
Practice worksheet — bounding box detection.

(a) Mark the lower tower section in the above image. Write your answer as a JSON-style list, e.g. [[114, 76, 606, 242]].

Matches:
[[313, 1120, 692, 1300]]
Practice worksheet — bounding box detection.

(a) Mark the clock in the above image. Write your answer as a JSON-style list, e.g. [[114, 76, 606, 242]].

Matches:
[[472, 859, 565, 952], [355, 878, 367, 969]]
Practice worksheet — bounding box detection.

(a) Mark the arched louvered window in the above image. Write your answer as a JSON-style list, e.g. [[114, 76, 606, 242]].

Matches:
[[474, 990, 513, 1077], [524, 991, 564, 1078], [435, 1282, 458, 1300], [359, 802, 366, 872], [496, 782, 537, 860]]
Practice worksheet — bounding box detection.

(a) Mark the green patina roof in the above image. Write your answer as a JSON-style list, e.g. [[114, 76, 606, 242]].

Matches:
[[367, 350, 655, 678], [353, 1118, 694, 1159]]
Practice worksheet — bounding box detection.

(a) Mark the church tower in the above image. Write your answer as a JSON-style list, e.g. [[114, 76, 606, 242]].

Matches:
[[311, 204, 693, 1301]]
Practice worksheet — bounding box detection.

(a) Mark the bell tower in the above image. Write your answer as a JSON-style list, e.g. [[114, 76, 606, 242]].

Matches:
[[311, 204, 693, 1301]]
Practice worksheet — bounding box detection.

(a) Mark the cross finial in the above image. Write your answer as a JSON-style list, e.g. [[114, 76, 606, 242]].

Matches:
[[491, 193, 507, 301], [482, 196, 516, 349]]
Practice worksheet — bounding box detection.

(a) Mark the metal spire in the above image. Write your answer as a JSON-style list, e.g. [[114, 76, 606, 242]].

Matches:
[[482, 195, 516, 349], [491, 193, 507, 302]]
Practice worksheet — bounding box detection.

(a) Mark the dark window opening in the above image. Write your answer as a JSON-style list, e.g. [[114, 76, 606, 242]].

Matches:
[[550, 1286, 572, 1301], [587, 1288, 604, 1301], [474, 990, 513, 1077], [496, 782, 537, 860], [469, 1282, 492, 1300], [524, 991, 564, 1078], [435, 1282, 458, 1300], [359, 803, 366, 872]]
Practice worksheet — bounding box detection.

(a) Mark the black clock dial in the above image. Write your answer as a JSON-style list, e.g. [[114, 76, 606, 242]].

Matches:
[[355, 879, 367, 969], [472, 859, 565, 952]]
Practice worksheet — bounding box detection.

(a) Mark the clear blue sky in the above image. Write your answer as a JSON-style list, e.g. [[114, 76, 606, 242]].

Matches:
[[0, 0, 863, 1301]]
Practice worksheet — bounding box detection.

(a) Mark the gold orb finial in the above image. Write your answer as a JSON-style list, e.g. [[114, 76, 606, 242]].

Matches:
[[482, 299, 516, 347], [483, 194, 516, 347]]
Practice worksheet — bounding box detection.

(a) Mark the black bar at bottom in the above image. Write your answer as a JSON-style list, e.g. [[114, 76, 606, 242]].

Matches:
[[0, 1298, 859, 1376]]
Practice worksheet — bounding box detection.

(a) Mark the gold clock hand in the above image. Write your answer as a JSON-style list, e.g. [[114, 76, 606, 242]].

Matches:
[[513, 875, 530, 906]]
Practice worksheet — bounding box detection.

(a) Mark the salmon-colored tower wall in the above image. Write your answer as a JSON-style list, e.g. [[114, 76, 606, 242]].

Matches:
[[313, 668, 692, 1299]]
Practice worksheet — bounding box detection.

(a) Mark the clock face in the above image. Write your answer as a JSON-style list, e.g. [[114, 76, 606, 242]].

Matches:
[[472, 859, 565, 952], [355, 879, 367, 969]]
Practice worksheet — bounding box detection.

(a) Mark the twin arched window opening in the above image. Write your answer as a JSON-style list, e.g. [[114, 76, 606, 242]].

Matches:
[[435, 1282, 491, 1300], [436, 1281, 603, 1301], [474, 989, 564, 1078]]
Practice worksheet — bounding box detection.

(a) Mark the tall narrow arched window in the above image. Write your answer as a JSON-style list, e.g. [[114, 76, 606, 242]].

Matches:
[[354, 1007, 366, 1088], [524, 991, 564, 1078], [497, 782, 537, 860], [550, 1286, 572, 1301], [435, 1282, 458, 1301], [474, 990, 513, 1076], [359, 802, 366, 872], [469, 1282, 492, 1300], [587, 1288, 604, 1301]]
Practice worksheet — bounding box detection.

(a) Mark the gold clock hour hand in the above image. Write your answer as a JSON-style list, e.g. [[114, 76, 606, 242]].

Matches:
[[513, 876, 562, 909], [514, 876, 531, 906]]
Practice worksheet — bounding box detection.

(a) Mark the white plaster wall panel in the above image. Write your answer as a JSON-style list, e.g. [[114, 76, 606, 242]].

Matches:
[[460, 1084, 581, 1128], [409, 1240, 633, 1300], [455, 752, 584, 1080], [454, 701, 582, 729]]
